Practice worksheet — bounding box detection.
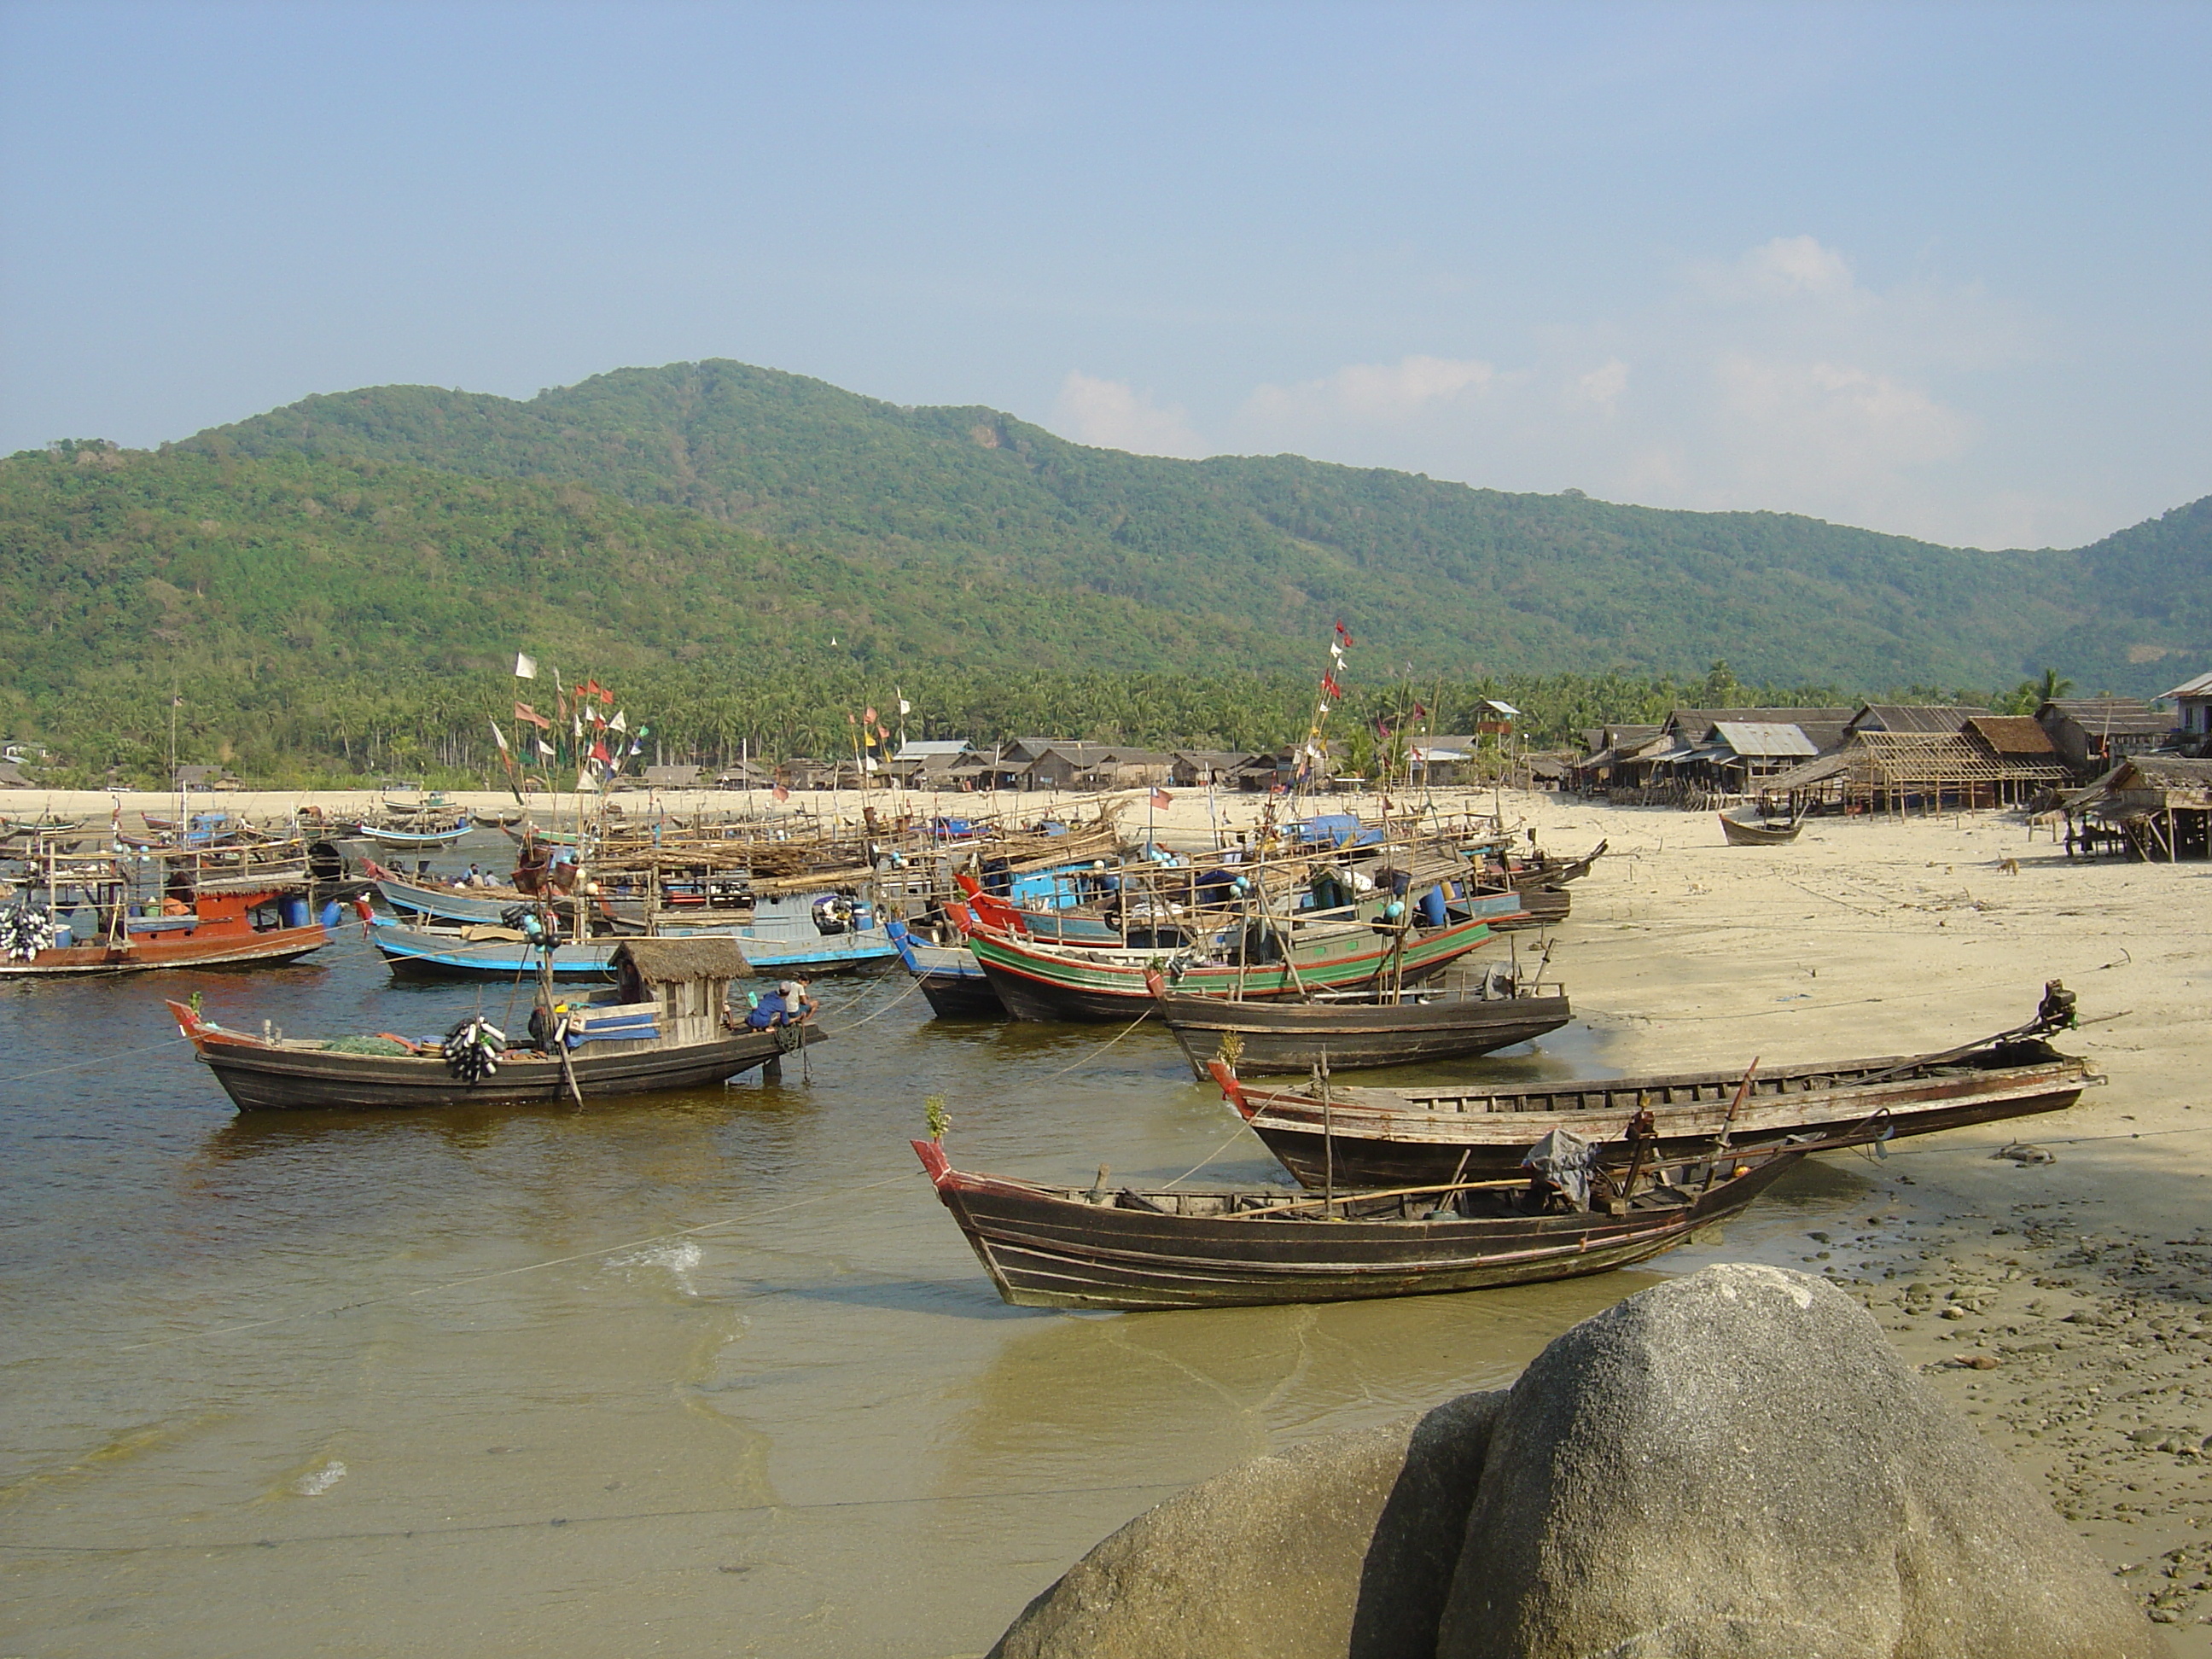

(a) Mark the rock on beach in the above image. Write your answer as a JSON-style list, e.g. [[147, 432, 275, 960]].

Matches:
[[989, 1264, 2159, 1659]]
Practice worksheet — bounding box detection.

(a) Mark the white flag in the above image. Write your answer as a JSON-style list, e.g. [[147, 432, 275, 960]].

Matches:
[[896, 690, 911, 716], [536, 737, 556, 759], [610, 709, 627, 733], [514, 652, 538, 679], [488, 719, 509, 754]]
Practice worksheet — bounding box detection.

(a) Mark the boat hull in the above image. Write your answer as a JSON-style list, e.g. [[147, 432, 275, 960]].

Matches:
[[914, 1140, 1803, 1312], [369, 917, 895, 981], [1224, 1046, 2092, 1189], [1159, 992, 1573, 1074], [1720, 809, 1802, 846], [0, 923, 329, 977], [184, 1023, 822, 1111], [968, 916, 1496, 1024]]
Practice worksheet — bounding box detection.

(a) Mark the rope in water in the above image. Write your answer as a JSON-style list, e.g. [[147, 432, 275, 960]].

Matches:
[[1032, 1009, 1155, 1084]]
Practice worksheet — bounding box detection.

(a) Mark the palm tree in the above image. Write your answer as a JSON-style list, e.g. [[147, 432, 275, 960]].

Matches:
[[2034, 667, 2075, 704]]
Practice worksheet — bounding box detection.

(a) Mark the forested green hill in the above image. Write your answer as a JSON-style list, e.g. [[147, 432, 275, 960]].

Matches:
[[0, 359, 2202, 784], [185, 360, 2209, 693]]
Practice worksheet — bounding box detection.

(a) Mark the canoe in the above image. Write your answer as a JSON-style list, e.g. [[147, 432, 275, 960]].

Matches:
[[966, 913, 1498, 1023], [1720, 806, 1802, 846], [911, 1133, 1819, 1312], [885, 918, 1005, 1018], [1150, 976, 1573, 1074], [1211, 1034, 2097, 1190]]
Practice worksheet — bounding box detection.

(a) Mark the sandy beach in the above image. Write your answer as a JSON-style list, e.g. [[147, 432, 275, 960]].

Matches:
[[11, 777, 2209, 1642]]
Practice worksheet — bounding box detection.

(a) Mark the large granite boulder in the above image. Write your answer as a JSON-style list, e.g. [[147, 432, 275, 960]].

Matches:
[[985, 1264, 2156, 1659], [988, 1390, 1501, 1659], [1438, 1262, 2158, 1659]]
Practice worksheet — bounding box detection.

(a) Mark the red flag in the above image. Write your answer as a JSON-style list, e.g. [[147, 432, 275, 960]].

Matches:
[[590, 739, 611, 765], [1321, 672, 1342, 699], [772, 783, 790, 802], [514, 701, 550, 730], [864, 707, 878, 725], [1334, 620, 1353, 646], [598, 685, 614, 707], [1150, 788, 1173, 810], [1412, 701, 1429, 720]]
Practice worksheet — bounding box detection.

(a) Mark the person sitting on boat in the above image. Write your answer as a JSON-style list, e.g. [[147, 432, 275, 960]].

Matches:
[[746, 979, 816, 1029]]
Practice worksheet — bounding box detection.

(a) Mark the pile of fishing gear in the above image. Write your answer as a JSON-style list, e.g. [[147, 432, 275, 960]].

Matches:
[[441, 1016, 507, 1082], [2, 904, 55, 962]]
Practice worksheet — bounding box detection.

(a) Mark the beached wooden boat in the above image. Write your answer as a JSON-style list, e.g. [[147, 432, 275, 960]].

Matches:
[[886, 917, 1004, 1018], [367, 913, 896, 981], [168, 938, 820, 1111], [1148, 970, 1571, 1074], [911, 1132, 1823, 1312], [965, 912, 1498, 1023], [0, 882, 331, 976], [1719, 806, 1803, 846], [1210, 1023, 2097, 1189]]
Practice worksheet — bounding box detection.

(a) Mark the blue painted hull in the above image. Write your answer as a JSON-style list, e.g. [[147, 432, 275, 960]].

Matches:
[[369, 918, 896, 982]]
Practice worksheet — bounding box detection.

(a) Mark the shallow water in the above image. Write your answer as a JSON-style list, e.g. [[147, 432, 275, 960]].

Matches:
[[0, 899, 1877, 1657]]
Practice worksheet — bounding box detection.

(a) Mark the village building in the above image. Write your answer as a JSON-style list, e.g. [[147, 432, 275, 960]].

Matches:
[[2160, 671, 2212, 756], [1168, 749, 1256, 788], [2036, 697, 2171, 779], [2062, 754, 2212, 861]]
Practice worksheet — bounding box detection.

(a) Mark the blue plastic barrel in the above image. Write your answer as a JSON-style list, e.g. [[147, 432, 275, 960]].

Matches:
[[281, 895, 310, 928], [317, 899, 344, 929], [1418, 886, 1447, 927]]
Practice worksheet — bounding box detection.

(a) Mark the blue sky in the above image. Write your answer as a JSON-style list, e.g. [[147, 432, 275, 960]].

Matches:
[[2, 1, 2204, 549]]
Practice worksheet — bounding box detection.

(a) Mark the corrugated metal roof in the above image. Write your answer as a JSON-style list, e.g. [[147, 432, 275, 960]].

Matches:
[[1711, 721, 1819, 758], [894, 740, 974, 760], [2159, 672, 2212, 701], [2041, 698, 2173, 737], [1848, 704, 1982, 735]]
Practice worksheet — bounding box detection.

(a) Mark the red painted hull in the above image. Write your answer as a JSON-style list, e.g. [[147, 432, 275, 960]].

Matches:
[[1, 923, 329, 975]]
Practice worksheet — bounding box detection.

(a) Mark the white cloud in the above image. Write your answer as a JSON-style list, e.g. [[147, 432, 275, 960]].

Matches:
[[1727, 234, 1860, 300], [1243, 353, 1497, 424], [1569, 358, 1629, 416], [1050, 370, 1206, 457], [1218, 234, 2069, 545]]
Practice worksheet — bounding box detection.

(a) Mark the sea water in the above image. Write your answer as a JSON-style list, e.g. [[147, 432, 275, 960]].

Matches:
[[0, 866, 1870, 1657]]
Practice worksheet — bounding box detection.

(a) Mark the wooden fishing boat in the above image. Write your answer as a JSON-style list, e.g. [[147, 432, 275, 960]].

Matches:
[[1147, 970, 1571, 1075], [1720, 806, 1802, 846], [886, 917, 1004, 1018], [911, 1132, 1825, 1312], [356, 820, 473, 850], [1, 882, 331, 976], [965, 911, 1498, 1023], [167, 938, 820, 1112], [1209, 1004, 2097, 1189], [366, 906, 897, 981]]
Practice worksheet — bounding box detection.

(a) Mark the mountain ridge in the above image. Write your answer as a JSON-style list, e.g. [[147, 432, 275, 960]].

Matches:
[[172, 358, 2209, 695]]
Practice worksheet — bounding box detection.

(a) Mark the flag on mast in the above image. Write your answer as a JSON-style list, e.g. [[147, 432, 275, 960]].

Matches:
[[488, 719, 510, 753], [514, 652, 538, 679]]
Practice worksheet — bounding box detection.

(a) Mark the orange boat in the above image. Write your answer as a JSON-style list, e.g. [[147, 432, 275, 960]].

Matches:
[[0, 884, 332, 976]]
